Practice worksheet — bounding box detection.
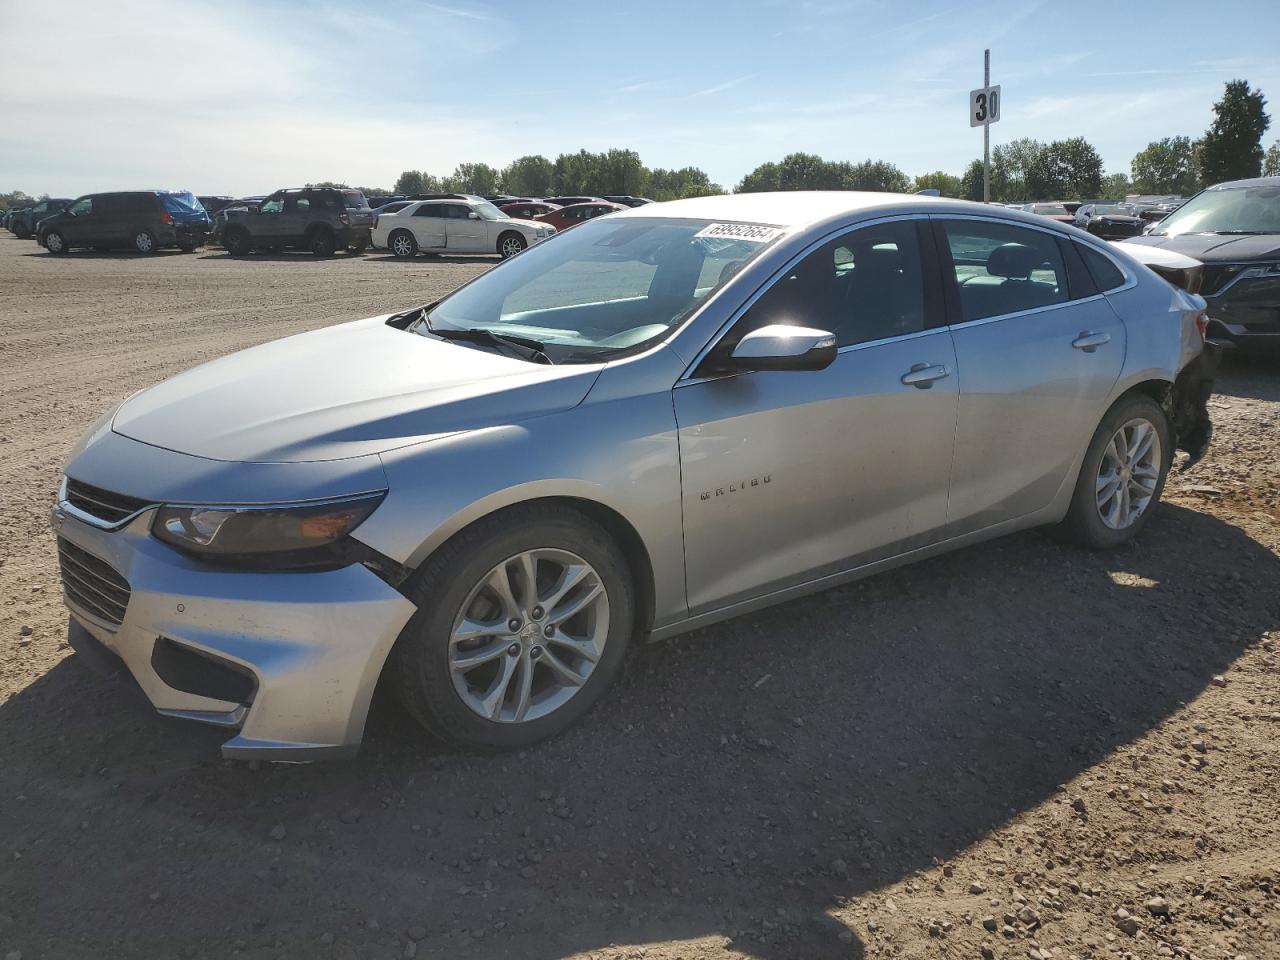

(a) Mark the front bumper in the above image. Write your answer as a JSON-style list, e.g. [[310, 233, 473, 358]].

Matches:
[[1204, 273, 1280, 352], [53, 502, 416, 760]]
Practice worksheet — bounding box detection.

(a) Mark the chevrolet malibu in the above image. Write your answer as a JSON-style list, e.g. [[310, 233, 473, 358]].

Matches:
[[54, 192, 1217, 760]]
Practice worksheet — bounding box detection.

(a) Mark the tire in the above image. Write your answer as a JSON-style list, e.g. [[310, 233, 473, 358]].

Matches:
[[222, 227, 250, 256], [1057, 393, 1173, 549], [13, 223, 30, 240], [389, 504, 635, 751], [349, 237, 369, 255], [133, 229, 156, 254], [497, 231, 527, 259], [388, 230, 418, 258], [44, 231, 68, 254], [307, 227, 336, 257]]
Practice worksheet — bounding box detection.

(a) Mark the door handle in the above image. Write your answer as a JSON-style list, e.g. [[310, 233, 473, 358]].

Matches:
[[1072, 331, 1111, 352], [900, 363, 951, 388]]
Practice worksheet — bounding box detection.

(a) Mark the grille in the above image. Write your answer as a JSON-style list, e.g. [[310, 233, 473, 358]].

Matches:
[[58, 538, 131, 627], [64, 477, 153, 526], [1200, 264, 1247, 297]]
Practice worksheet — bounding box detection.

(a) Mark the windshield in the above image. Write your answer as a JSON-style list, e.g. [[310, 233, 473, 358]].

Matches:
[[1032, 204, 1068, 215], [342, 190, 368, 209], [1152, 184, 1280, 236], [159, 191, 206, 216], [473, 200, 508, 221], [1093, 204, 1130, 216], [417, 216, 783, 363]]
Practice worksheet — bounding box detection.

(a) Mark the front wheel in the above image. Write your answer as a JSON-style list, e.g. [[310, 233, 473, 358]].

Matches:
[[44, 231, 68, 254], [497, 231, 527, 259], [222, 227, 250, 255], [389, 505, 634, 751], [1058, 394, 1173, 549]]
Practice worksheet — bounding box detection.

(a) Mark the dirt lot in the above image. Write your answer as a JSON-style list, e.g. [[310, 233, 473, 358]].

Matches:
[[1, 234, 1277, 960]]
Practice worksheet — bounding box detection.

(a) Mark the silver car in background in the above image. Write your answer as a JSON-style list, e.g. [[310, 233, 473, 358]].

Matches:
[[53, 192, 1216, 759]]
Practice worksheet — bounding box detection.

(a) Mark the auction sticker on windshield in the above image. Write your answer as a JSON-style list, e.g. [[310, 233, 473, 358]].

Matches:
[[694, 223, 784, 243]]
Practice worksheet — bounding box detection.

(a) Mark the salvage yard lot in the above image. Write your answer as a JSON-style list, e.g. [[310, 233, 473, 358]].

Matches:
[[0, 235, 1277, 960]]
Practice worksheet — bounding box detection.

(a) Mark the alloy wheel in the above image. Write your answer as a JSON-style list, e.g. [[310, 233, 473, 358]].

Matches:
[[449, 548, 610, 724], [46, 233, 63, 253], [1095, 417, 1162, 530], [135, 231, 154, 253], [500, 236, 524, 258], [391, 233, 415, 257]]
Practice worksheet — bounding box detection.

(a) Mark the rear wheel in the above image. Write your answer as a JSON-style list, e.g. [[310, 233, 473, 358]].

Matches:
[[389, 505, 634, 751], [222, 227, 250, 256], [497, 231, 527, 259], [307, 227, 336, 257], [44, 231, 67, 254], [133, 229, 156, 254], [389, 230, 418, 258], [1058, 394, 1172, 549]]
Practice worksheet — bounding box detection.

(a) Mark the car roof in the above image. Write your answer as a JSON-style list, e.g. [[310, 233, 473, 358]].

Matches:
[[1205, 177, 1280, 190]]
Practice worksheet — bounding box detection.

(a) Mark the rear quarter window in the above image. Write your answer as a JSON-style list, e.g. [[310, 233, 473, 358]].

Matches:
[[1078, 244, 1127, 292]]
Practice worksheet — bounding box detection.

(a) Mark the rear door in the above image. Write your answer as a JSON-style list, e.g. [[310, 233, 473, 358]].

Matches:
[[410, 202, 447, 249], [935, 217, 1126, 535]]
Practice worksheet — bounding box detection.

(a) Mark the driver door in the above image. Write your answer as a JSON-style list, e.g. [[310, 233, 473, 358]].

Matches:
[[674, 218, 960, 614], [62, 197, 103, 245], [254, 192, 287, 242], [444, 203, 487, 251]]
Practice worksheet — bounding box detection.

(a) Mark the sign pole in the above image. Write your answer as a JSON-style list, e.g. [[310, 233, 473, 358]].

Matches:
[[983, 48, 990, 204]]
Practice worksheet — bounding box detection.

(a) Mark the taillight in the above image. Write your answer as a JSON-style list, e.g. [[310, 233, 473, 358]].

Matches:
[[1195, 312, 1209, 340], [338, 212, 350, 226], [160, 210, 173, 225]]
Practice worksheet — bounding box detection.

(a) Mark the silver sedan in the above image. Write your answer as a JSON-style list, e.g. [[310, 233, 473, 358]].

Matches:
[[53, 192, 1216, 759]]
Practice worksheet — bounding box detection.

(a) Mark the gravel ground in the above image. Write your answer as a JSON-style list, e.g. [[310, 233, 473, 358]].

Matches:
[[0, 235, 1277, 960]]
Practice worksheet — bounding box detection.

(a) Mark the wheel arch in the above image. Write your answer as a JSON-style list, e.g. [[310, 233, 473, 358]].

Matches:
[[394, 494, 657, 640]]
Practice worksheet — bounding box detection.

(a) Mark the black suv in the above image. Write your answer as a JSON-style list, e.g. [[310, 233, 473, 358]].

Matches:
[[11, 199, 71, 238], [1127, 177, 1280, 353], [219, 187, 372, 256], [41, 191, 211, 254]]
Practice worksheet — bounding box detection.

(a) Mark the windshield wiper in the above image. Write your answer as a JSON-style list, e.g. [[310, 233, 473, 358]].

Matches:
[[423, 319, 553, 365]]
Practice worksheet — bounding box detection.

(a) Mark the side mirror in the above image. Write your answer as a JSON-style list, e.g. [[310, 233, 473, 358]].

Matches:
[[468, 211, 480, 220], [727, 324, 838, 372]]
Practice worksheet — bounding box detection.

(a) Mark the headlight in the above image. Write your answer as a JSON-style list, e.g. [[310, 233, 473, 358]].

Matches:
[[152, 493, 384, 566]]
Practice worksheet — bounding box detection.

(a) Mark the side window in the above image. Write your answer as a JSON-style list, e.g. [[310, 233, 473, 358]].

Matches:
[[1077, 243, 1126, 292], [68, 198, 93, 217], [739, 220, 926, 348], [941, 220, 1068, 322], [260, 196, 284, 214], [413, 204, 441, 218]]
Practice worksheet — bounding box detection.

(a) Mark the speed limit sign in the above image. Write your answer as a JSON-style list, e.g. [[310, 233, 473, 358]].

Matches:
[[969, 84, 1001, 127]]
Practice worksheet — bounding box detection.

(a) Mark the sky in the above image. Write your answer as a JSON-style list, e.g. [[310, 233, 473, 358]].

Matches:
[[2, 0, 1279, 198]]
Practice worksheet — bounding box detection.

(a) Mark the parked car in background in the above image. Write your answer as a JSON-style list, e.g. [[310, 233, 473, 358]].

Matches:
[[1075, 202, 1144, 240], [498, 201, 562, 220], [41, 191, 211, 254], [367, 196, 405, 209], [534, 201, 626, 231], [373, 198, 553, 259], [53, 192, 1217, 759], [219, 187, 372, 256], [372, 200, 414, 216], [1062, 201, 1083, 216], [1124, 177, 1280, 352], [12, 198, 71, 238], [603, 195, 654, 207], [197, 196, 235, 218], [543, 196, 601, 208], [1021, 202, 1074, 223], [7, 207, 31, 233]]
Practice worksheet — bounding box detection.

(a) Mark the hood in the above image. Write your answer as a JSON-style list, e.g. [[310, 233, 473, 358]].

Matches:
[[111, 316, 601, 463], [1125, 232, 1280, 262]]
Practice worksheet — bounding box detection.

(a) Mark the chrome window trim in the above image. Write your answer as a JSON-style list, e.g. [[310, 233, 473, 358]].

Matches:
[[677, 213, 932, 382]]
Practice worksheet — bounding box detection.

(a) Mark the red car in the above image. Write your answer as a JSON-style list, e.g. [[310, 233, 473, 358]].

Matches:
[[535, 201, 626, 231], [498, 201, 562, 220]]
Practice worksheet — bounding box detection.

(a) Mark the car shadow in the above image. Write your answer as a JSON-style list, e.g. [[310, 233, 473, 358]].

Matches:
[[1212, 349, 1280, 402], [20, 248, 193, 259], [363, 252, 500, 266], [196, 249, 369, 262], [0, 504, 1273, 959]]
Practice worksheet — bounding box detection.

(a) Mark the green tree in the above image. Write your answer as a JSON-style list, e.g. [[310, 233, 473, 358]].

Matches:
[[0, 190, 35, 212], [735, 161, 782, 193], [1130, 136, 1198, 195], [648, 167, 722, 201], [990, 137, 1043, 201], [1198, 80, 1271, 184], [1100, 172, 1131, 199], [394, 170, 425, 195], [551, 149, 601, 194], [1026, 137, 1103, 200], [839, 159, 910, 192], [445, 162, 501, 195], [959, 160, 985, 201], [501, 155, 553, 196], [1266, 140, 1280, 177], [912, 171, 963, 197]]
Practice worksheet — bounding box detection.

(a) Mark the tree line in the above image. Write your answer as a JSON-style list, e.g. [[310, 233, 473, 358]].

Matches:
[[3, 81, 1276, 214]]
